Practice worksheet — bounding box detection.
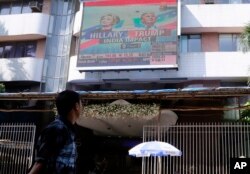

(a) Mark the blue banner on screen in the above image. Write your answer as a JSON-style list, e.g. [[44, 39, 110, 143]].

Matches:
[[77, 0, 178, 70]]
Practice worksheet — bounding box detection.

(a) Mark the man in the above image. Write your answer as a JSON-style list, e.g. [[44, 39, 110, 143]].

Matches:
[[29, 90, 81, 174], [141, 12, 157, 30]]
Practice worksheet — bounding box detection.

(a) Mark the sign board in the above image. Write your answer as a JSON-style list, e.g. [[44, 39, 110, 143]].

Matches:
[[77, 0, 178, 71]]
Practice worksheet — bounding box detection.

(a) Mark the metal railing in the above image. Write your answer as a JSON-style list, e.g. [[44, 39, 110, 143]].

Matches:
[[143, 122, 250, 174], [0, 123, 36, 174]]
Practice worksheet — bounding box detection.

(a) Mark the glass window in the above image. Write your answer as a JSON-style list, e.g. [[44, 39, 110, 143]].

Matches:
[[15, 43, 26, 57], [63, 0, 69, 15], [11, 3, 22, 14], [230, 0, 242, 3], [0, 4, 10, 15], [60, 17, 67, 35], [217, 0, 230, 4], [242, 0, 250, 3], [57, 0, 64, 15], [0, 42, 36, 58], [51, 0, 58, 15], [54, 16, 62, 34], [181, 35, 201, 52], [188, 35, 201, 52], [65, 15, 74, 34], [4, 44, 15, 58], [219, 34, 240, 51], [0, 45, 3, 58], [180, 35, 188, 53], [0, 0, 43, 15], [25, 42, 36, 57], [22, 3, 32, 13]]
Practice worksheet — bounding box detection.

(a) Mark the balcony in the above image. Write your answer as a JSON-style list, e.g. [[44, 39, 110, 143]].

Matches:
[[0, 13, 49, 41], [0, 57, 47, 82], [177, 52, 250, 79], [181, 4, 250, 33]]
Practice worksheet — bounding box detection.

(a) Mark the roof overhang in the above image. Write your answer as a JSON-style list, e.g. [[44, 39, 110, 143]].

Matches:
[[0, 87, 249, 101]]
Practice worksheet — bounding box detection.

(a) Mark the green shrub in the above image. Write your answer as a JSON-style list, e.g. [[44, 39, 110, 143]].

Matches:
[[240, 101, 250, 122], [0, 83, 5, 93]]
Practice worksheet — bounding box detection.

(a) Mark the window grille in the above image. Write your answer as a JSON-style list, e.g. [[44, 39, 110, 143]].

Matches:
[[143, 122, 250, 174], [0, 123, 36, 174]]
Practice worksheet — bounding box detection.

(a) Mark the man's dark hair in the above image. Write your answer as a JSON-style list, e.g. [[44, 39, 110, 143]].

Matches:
[[56, 90, 80, 117]]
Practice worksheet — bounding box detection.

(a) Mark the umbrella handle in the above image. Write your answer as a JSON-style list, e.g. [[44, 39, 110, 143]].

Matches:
[[158, 156, 161, 174]]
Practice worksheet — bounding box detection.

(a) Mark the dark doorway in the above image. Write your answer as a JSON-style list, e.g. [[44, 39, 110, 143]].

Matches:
[[75, 125, 142, 174]]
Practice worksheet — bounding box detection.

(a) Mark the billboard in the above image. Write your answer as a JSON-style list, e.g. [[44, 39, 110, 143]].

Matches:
[[77, 0, 178, 71]]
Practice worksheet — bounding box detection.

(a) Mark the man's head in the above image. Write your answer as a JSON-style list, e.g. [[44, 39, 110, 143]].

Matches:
[[56, 90, 81, 120], [141, 12, 157, 28]]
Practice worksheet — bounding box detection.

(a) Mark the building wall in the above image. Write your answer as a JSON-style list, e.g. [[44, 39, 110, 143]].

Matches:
[[202, 33, 219, 52], [36, 39, 46, 58], [69, 3, 250, 90], [42, 0, 51, 14], [182, 4, 250, 33], [1, 1, 250, 91]]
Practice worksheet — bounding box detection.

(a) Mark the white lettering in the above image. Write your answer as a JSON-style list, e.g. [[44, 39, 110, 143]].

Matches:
[[234, 162, 247, 169]]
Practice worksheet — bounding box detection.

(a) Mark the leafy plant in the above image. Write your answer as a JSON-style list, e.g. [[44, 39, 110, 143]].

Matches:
[[240, 23, 250, 53], [240, 23, 250, 86], [240, 101, 250, 122], [0, 83, 5, 93]]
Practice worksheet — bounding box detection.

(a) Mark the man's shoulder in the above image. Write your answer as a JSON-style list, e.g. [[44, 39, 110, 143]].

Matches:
[[42, 119, 68, 134]]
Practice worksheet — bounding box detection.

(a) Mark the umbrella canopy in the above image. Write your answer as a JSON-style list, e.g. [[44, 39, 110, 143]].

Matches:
[[129, 140, 182, 157]]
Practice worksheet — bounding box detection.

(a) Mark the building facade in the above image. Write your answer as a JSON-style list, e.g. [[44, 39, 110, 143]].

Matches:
[[0, 1, 250, 173], [1, 0, 249, 122], [0, 0, 249, 93]]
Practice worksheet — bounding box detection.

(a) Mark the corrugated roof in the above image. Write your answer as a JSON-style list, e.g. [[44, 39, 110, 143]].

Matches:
[[0, 87, 249, 100]]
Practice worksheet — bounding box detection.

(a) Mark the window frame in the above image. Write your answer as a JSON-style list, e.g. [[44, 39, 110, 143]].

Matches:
[[181, 34, 202, 53], [219, 34, 241, 52], [0, 41, 37, 59], [0, 0, 43, 15]]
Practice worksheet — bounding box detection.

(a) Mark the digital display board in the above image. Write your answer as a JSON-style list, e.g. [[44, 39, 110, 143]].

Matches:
[[77, 0, 178, 71]]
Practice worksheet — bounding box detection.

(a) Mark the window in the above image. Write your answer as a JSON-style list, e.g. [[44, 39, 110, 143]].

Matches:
[[22, 3, 32, 13], [11, 3, 22, 14], [25, 42, 36, 57], [0, 45, 3, 58], [0, 41, 37, 58], [15, 43, 26, 57], [0, 4, 10, 15], [181, 35, 201, 52], [4, 44, 15, 58], [0, 0, 43, 15], [219, 34, 241, 51]]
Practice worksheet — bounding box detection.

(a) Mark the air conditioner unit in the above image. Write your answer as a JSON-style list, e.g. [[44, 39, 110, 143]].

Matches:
[[29, 1, 42, 12]]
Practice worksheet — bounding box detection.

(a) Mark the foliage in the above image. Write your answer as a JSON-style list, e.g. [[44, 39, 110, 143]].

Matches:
[[0, 83, 5, 93], [240, 23, 250, 86], [82, 103, 160, 119], [240, 23, 250, 53], [240, 101, 250, 122]]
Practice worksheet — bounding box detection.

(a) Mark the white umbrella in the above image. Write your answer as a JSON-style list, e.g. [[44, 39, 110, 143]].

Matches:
[[129, 140, 182, 157], [128, 141, 182, 174]]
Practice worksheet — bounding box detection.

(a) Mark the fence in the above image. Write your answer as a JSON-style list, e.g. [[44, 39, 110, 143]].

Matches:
[[143, 122, 250, 174], [0, 123, 36, 174]]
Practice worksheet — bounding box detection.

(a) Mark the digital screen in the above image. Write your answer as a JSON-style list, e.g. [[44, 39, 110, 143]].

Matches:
[[77, 0, 178, 70]]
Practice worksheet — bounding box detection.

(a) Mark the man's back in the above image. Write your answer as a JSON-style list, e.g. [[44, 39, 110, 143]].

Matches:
[[35, 117, 77, 174]]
